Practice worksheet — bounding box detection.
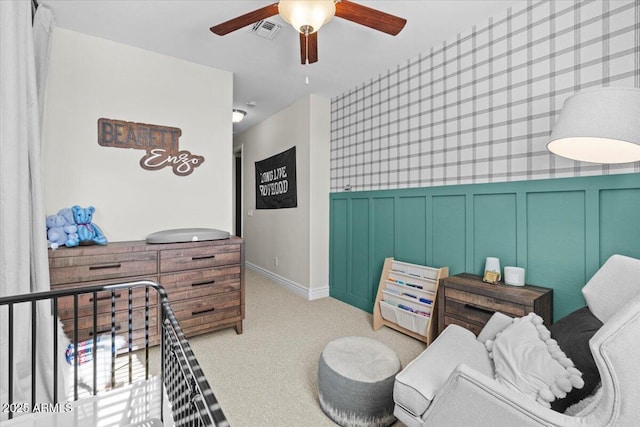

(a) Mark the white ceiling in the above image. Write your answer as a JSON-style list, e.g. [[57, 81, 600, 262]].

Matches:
[[39, 0, 528, 133]]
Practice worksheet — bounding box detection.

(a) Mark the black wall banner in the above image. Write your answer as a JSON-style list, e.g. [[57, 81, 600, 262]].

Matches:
[[255, 146, 297, 209]]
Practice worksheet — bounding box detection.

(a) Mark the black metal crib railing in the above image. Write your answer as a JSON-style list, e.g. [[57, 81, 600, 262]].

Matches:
[[0, 280, 228, 426]]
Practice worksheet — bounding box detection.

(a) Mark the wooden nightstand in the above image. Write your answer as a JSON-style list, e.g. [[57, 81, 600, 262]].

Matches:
[[437, 273, 553, 337]]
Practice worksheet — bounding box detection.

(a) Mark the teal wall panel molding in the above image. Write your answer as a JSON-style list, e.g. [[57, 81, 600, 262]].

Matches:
[[330, 173, 640, 320]]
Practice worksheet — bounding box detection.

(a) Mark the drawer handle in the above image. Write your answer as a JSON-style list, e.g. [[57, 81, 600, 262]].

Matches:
[[89, 263, 122, 270], [192, 280, 216, 287], [191, 254, 215, 261], [463, 303, 495, 316], [90, 293, 122, 302], [192, 308, 215, 316], [89, 325, 122, 336]]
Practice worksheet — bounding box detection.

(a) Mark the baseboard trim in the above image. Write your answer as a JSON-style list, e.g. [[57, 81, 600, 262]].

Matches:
[[308, 285, 330, 300], [246, 262, 330, 300]]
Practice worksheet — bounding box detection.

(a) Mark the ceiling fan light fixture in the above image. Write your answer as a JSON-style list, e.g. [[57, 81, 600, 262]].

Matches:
[[232, 109, 247, 123], [278, 0, 336, 34]]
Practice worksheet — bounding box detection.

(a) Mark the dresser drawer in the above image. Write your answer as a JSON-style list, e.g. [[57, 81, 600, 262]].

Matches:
[[49, 251, 158, 285], [445, 288, 526, 318], [61, 306, 159, 347], [160, 266, 241, 302], [55, 286, 158, 320], [160, 244, 241, 273], [169, 291, 241, 335]]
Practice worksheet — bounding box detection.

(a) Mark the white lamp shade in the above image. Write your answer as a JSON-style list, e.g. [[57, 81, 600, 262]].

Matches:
[[278, 0, 336, 34], [232, 109, 246, 123], [548, 87, 640, 164]]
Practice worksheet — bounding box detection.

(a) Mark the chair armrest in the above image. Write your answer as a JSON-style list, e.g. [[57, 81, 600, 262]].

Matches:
[[586, 292, 640, 426], [394, 325, 493, 417], [422, 364, 577, 427], [476, 312, 513, 344], [582, 254, 640, 323]]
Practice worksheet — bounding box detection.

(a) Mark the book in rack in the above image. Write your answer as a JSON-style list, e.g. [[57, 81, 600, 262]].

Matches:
[[373, 257, 449, 344]]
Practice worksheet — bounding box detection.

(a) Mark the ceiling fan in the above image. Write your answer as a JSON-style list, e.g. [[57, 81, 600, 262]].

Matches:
[[210, 0, 407, 65]]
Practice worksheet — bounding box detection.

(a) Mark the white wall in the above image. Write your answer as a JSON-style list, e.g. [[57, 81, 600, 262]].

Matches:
[[308, 97, 330, 298], [43, 28, 233, 241], [234, 95, 330, 298]]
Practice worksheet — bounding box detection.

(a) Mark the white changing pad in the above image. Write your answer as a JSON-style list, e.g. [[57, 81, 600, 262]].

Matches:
[[145, 228, 229, 244], [3, 377, 171, 427]]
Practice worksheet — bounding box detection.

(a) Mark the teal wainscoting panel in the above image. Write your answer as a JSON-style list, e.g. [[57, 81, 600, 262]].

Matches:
[[349, 198, 371, 311], [527, 191, 586, 320], [473, 193, 518, 276], [599, 188, 640, 263], [432, 195, 466, 275], [396, 196, 427, 265], [329, 173, 640, 321], [329, 198, 348, 296], [372, 197, 396, 305]]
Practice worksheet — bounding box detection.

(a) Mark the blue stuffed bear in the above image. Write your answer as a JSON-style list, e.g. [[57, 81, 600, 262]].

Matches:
[[58, 207, 80, 247], [46, 214, 68, 249], [72, 205, 108, 245]]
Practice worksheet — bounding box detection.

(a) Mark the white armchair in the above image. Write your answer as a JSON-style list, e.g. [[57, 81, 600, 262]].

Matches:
[[393, 254, 640, 427]]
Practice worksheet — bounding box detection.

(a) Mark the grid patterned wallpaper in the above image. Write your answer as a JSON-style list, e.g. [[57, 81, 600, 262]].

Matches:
[[330, 0, 640, 192]]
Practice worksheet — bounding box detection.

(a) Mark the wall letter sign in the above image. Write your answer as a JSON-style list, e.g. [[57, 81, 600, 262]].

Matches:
[[97, 118, 204, 176]]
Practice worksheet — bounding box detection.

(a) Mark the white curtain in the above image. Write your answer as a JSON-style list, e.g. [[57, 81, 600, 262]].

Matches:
[[0, 0, 65, 410], [33, 4, 55, 129]]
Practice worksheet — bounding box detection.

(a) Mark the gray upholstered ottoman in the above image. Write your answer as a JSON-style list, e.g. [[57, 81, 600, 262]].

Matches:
[[318, 336, 401, 427]]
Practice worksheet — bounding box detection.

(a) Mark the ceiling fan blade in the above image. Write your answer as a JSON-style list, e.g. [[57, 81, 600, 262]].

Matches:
[[210, 2, 279, 36], [335, 0, 407, 36], [299, 32, 318, 64]]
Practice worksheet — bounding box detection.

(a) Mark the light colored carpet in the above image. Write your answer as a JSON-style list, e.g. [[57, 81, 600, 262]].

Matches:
[[157, 269, 427, 426]]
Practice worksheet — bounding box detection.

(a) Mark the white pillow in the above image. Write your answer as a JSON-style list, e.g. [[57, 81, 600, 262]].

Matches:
[[486, 313, 584, 408]]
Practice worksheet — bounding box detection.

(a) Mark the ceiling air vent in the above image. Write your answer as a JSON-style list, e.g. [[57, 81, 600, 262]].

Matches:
[[251, 20, 282, 39]]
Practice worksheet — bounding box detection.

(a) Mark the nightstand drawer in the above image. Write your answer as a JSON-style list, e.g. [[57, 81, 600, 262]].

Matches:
[[445, 288, 526, 318], [444, 298, 496, 326], [442, 315, 483, 336], [160, 245, 241, 273]]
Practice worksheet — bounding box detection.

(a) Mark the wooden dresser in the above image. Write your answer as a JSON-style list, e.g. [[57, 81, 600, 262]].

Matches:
[[48, 237, 245, 347], [437, 273, 552, 337]]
